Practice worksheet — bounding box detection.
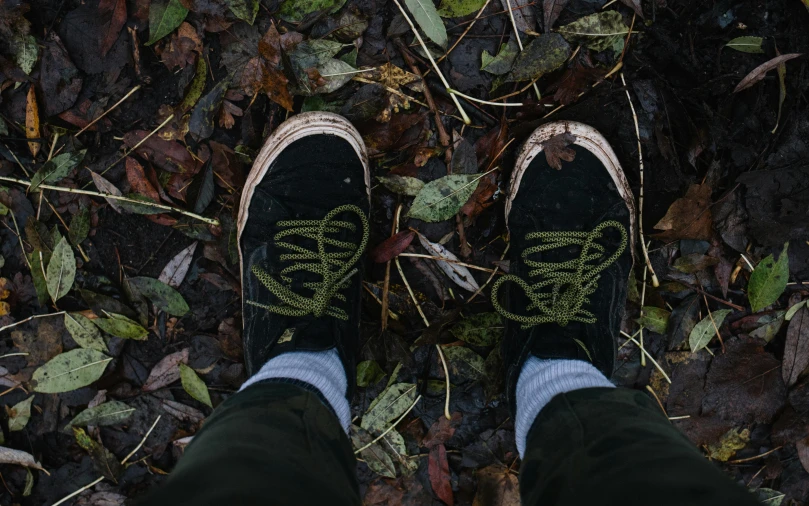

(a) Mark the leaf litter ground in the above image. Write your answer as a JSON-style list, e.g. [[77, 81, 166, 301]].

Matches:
[[1, 0, 809, 504]]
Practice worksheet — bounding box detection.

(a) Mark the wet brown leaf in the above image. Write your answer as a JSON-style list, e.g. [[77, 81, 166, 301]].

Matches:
[[98, 0, 127, 57], [123, 131, 201, 174], [241, 56, 293, 111], [428, 444, 454, 506], [142, 348, 189, 391], [783, 306, 809, 388], [156, 22, 202, 69], [370, 230, 415, 263], [126, 157, 160, 203], [473, 465, 520, 506], [548, 63, 604, 105], [733, 53, 803, 93], [653, 184, 713, 241], [39, 33, 83, 117], [25, 84, 39, 157], [619, 0, 644, 17], [460, 171, 497, 220], [159, 242, 198, 288], [543, 0, 570, 32], [423, 412, 462, 448], [542, 132, 577, 170]]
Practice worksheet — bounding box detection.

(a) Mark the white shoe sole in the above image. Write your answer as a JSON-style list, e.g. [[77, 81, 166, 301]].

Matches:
[[505, 121, 637, 257]]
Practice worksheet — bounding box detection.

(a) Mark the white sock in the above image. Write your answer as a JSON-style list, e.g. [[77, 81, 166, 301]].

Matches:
[[239, 349, 351, 432], [515, 357, 614, 457]]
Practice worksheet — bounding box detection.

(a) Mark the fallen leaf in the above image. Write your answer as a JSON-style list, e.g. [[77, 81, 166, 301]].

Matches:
[[377, 175, 425, 197], [543, 0, 570, 32], [226, 0, 259, 24], [417, 234, 480, 292], [408, 174, 481, 223], [753, 488, 786, 506], [500, 0, 536, 33], [156, 21, 201, 69], [32, 349, 112, 393], [73, 427, 122, 481], [437, 0, 486, 17], [351, 426, 397, 478], [89, 171, 125, 213], [143, 348, 190, 391], [637, 306, 671, 334], [450, 312, 504, 346], [689, 309, 731, 353], [733, 53, 802, 93], [179, 363, 212, 407], [547, 63, 605, 105], [705, 427, 749, 461], [128, 276, 189, 316], [441, 346, 485, 380], [123, 131, 201, 174], [98, 0, 127, 56], [161, 398, 205, 424], [786, 300, 807, 321], [798, 437, 809, 475], [748, 243, 789, 313], [725, 36, 764, 54], [241, 54, 293, 110], [0, 447, 47, 473], [473, 465, 520, 506], [370, 230, 416, 263], [481, 40, 519, 75], [147, 0, 189, 46], [504, 34, 571, 83], [673, 253, 719, 273], [126, 157, 160, 203], [619, 0, 643, 17], [311, 59, 357, 94], [278, 0, 347, 23], [357, 360, 386, 387], [404, 0, 448, 48], [541, 132, 577, 170], [29, 150, 86, 192], [7, 396, 34, 432], [772, 50, 787, 133], [46, 237, 76, 302], [64, 313, 109, 352], [189, 77, 231, 140], [361, 383, 417, 433], [91, 313, 149, 340], [25, 84, 39, 158], [39, 33, 82, 117], [429, 444, 454, 505], [783, 306, 809, 387], [66, 400, 135, 429], [557, 11, 629, 52], [653, 184, 713, 241], [159, 242, 198, 288]]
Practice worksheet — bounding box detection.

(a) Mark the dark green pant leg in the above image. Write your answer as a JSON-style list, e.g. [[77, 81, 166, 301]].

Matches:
[[520, 387, 759, 506], [140, 382, 359, 506]]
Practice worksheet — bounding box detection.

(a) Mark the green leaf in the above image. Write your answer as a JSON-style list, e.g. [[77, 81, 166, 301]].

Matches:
[[407, 174, 480, 222], [357, 360, 386, 387], [636, 307, 671, 334], [376, 175, 425, 197], [441, 345, 485, 380], [91, 313, 149, 340], [68, 206, 91, 246], [7, 396, 34, 432], [32, 349, 112, 393], [688, 309, 731, 353], [481, 40, 519, 75], [450, 312, 504, 346], [46, 237, 75, 302], [404, 0, 449, 48], [64, 313, 108, 352], [786, 300, 808, 321], [179, 363, 212, 407], [13, 34, 38, 76], [226, 0, 259, 24], [146, 0, 189, 46], [279, 0, 347, 23], [128, 277, 189, 316], [313, 59, 358, 95], [28, 251, 49, 306], [749, 311, 785, 343], [289, 40, 346, 70], [351, 426, 397, 478], [437, 0, 486, 17], [749, 243, 789, 312], [179, 58, 207, 113], [504, 34, 571, 83], [65, 401, 135, 430], [29, 150, 86, 192], [361, 383, 417, 433], [753, 488, 786, 506], [725, 36, 764, 53], [557, 11, 629, 52]]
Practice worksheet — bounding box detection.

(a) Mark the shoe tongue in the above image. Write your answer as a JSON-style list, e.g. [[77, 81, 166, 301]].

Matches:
[[272, 316, 337, 355], [530, 322, 591, 362]]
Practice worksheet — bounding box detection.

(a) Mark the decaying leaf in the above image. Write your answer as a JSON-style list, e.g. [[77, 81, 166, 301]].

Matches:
[[429, 444, 454, 506], [351, 426, 397, 478], [404, 0, 448, 48], [541, 132, 577, 170], [180, 363, 212, 407], [705, 427, 749, 462], [377, 175, 425, 197], [361, 383, 417, 434], [143, 348, 190, 392], [689, 309, 731, 353], [32, 349, 112, 393], [418, 234, 480, 292], [783, 305, 809, 387], [543, 0, 570, 32], [7, 396, 34, 432], [748, 243, 789, 313], [25, 84, 39, 158], [504, 34, 571, 83], [450, 312, 504, 346], [437, 0, 487, 18], [733, 53, 802, 93], [91, 312, 149, 340], [66, 400, 135, 429], [227, 0, 259, 24], [481, 40, 519, 75], [0, 447, 46, 473], [653, 184, 713, 241], [441, 345, 485, 380], [73, 427, 122, 481], [637, 306, 671, 335], [473, 465, 520, 506], [159, 242, 198, 288], [278, 0, 347, 23], [29, 149, 86, 192], [370, 230, 416, 263], [357, 360, 386, 387], [408, 174, 481, 223], [98, 0, 127, 56], [64, 313, 109, 352], [557, 11, 629, 52], [129, 276, 190, 316], [147, 0, 189, 46], [619, 0, 643, 18]]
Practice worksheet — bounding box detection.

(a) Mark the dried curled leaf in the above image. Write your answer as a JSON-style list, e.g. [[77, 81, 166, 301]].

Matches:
[[418, 233, 480, 292], [733, 53, 802, 93], [541, 132, 577, 170]]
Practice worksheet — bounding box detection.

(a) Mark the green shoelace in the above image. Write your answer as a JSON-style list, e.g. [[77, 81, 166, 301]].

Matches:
[[492, 220, 627, 327], [248, 204, 369, 320]]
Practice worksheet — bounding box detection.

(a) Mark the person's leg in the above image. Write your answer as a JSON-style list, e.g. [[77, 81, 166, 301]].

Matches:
[[514, 360, 760, 506], [494, 122, 758, 506], [141, 113, 371, 505]]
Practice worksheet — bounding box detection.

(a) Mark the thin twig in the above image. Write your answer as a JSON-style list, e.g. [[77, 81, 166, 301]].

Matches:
[[503, 0, 541, 100], [121, 415, 161, 465], [728, 446, 783, 464], [645, 385, 668, 416], [0, 175, 218, 225], [435, 345, 452, 420], [0, 352, 29, 359], [354, 394, 423, 454], [639, 252, 648, 367], [468, 243, 510, 303], [397, 40, 451, 148], [382, 205, 404, 330], [621, 331, 671, 383], [51, 476, 105, 506], [396, 256, 430, 327], [621, 72, 659, 287], [75, 85, 142, 137], [392, 0, 471, 124], [0, 311, 65, 334], [8, 209, 31, 271], [436, 0, 493, 65], [448, 88, 523, 107], [703, 293, 726, 353], [675, 280, 744, 311], [398, 253, 497, 273]]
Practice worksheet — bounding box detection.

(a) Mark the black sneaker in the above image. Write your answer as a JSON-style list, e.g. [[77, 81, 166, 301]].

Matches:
[[237, 112, 370, 395], [493, 121, 636, 412]]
